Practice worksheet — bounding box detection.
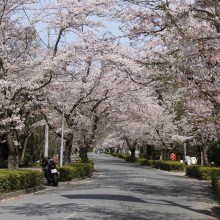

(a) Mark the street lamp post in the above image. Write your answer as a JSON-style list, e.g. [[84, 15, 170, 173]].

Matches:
[[184, 142, 186, 159], [56, 76, 72, 167], [60, 102, 65, 167]]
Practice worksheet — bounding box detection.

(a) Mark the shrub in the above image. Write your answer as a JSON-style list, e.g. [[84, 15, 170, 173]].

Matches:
[[147, 160, 155, 167], [116, 153, 129, 159], [0, 169, 43, 193], [0, 173, 11, 192], [153, 160, 186, 172], [135, 158, 155, 166], [109, 153, 129, 159], [71, 162, 93, 177], [186, 166, 220, 180], [124, 155, 137, 163], [211, 170, 220, 203], [58, 161, 94, 182], [136, 158, 148, 166], [58, 166, 78, 181], [109, 152, 184, 171]]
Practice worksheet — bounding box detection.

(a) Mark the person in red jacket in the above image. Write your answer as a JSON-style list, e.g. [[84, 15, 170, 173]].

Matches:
[[169, 152, 176, 161]]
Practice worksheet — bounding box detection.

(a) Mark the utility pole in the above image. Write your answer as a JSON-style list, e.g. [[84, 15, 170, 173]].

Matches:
[[60, 65, 67, 167], [44, 124, 49, 157], [60, 103, 65, 166], [44, 27, 51, 158], [184, 142, 186, 159]]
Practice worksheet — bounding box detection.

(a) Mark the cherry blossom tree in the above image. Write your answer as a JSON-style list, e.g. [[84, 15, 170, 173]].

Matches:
[[41, 38, 140, 162], [0, 0, 54, 168], [1, 0, 219, 168], [117, 0, 220, 164], [0, 0, 118, 167], [106, 84, 177, 157]]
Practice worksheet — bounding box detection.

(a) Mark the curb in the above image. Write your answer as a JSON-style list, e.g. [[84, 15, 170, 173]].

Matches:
[[0, 185, 46, 201], [0, 175, 95, 202]]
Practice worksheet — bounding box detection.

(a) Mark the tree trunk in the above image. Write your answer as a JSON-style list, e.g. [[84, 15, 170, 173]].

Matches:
[[20, 134, 30, 164], [139, 146, 143, 158], [110, 147, 115, 154], [203, 145, 209, 166], [200, 150, 204, 165], [139, 146, 148, 158], [64, 139, 72, 165], [79, 146, 88, 163], [147, 145, 153, 160], [130, 147, 136, 158], [6, 131, 19, 169], [8, 154, 19, 169]]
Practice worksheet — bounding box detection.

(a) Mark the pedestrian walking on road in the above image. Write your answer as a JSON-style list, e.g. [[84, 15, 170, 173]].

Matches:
[[191, 156, 197, 165], [185, 154, 191, 165]]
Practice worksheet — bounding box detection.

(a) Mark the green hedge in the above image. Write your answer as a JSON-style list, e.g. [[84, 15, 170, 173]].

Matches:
[[135, 158, 154, 167], [124, 155, 137, 163], [0, 160, 94, 192], [135, 158, 148, 166], [109, 153, 136, 162], [58, 166, 78, 181], [0, 169, 43, 193], [58, 161, 94, 182], [211, 170, 220, 203], [110, 153, 129, 159], [186, 166, 220, 180], [153, 160, 186, 172], [109, 153, 185, 172], [117, 153, 130, 159]]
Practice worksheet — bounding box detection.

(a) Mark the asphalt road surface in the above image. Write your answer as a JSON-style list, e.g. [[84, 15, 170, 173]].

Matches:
[[0, 153, 219, 220]]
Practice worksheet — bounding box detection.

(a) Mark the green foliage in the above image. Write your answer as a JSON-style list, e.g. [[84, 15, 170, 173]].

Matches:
[[57, 161, 94, 182], [186, 165, 220, 180], [135, 158, 154, 167], [0, 159, 8, 168], [0, 173, 11, 192], [153, 160, 186, 172], [135, 158, 154, 166], [0, 169, 43, 193], [110, 152, 136, 161], [124, 155, 137, 163], [58, 166, 78, 181], [111, 153, 129, 159], [21, 125, 60, 166], [146, 160, 155, 167], [211, 170, 220, 203], [0, 142, 9, 168], [70, 162, 94, 177], [110, 152, 185, 171], [135, 158, 148, 166], [208, 142, 220, 166], [137, 145, 154, 159]]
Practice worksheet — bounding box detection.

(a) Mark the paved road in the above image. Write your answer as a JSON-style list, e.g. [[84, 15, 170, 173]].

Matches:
[[0, 153, 219, 220]]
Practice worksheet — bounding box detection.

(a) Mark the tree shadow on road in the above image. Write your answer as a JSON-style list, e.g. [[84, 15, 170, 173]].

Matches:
[[62, 193, 147, 203], [1, 196, 218, 220]]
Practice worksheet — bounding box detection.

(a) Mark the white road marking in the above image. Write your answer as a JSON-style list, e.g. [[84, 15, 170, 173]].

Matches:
[[63, 213, 76, 219]]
